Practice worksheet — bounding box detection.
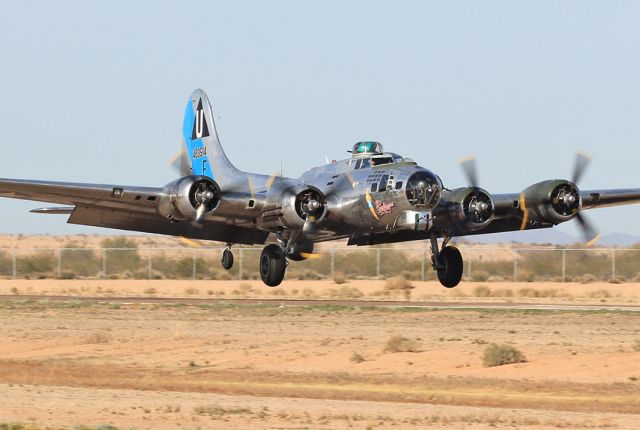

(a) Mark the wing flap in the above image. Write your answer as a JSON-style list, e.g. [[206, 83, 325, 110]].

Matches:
[[69, 205, 268, 245]]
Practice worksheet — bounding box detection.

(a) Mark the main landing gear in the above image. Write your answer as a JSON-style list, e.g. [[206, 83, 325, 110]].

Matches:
[[259, 244, 287, 287], [220, 242, 288, 287], [430, 234, 463, 288]]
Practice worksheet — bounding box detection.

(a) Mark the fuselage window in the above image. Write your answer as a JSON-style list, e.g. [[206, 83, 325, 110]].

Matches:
[[378, 175, 389, 191], [395, 181, 403, 190], [370, 183, 378, 192]]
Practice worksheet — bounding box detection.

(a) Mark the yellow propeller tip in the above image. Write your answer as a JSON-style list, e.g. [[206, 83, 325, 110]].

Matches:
[[576, 150, 592, 160], [459, 155, 477, 164], [300, 252, 322, 259], [179, 237, 202, 248], [585, 234, 601, 248]]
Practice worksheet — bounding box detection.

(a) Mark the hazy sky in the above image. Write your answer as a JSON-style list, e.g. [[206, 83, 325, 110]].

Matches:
[[1, 1, 639, 237]]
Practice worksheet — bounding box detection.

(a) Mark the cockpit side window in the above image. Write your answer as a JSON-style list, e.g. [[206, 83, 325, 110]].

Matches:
[[360, 158, 371, 169], [354, 159, 362, 169]]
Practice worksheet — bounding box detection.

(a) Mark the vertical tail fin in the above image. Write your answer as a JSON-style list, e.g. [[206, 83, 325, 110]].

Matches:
[[181, 89, 240, 186]]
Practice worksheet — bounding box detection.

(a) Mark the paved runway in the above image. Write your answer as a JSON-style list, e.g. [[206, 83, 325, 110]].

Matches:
[[0, 294, 638, 312]]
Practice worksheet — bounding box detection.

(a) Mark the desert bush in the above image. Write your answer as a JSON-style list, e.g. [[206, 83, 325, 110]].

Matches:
[[350, 352, 365, 363], [473, 285, 491, 297], [295, 269, 324, 280], [16, 252, 55, 277], [60, 245, 101, 278], [384, 276, 413, 291], [491, 288, 514, 298], [329, 286, 363, 299], [580, 273, 598, 284], [589, 289, 611, 299], [0, 251, 12, 276], [632, 340, 640, 352], [471, 270, 490, 282], [482, 343, 526, 367], [84, 331, 111, 344], [333, 272, 347, 284], [384, 335, 422, 353], [102, 237, 141, 276]]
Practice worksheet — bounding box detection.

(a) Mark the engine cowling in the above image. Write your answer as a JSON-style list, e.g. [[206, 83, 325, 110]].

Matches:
[[520, 179, 580, 224], [158, 176, 220, 221], [443, 187, 495, 231], [261, 186, 327, 230]]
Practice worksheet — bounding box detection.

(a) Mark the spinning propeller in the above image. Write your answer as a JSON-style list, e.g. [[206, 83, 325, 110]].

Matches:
[[570, 152, 600, 246]]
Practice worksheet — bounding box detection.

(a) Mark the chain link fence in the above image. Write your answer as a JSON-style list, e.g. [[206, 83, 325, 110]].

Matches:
[[1, 246, 639, 282]]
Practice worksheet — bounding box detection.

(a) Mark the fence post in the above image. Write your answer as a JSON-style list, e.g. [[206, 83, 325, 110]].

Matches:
[[12, 249, 16, 279], [611, 249, 616, 281], [148, 251, 152, 280], [192, 249, 196, 280], [238, 248, 243, 280], [513, 249, 518, 281], [562, 249, 566, 283], [330, 248, 335, 279], [376, 248, 381, 278], [57, 248, 62, 278], [102, 249, 107, 279]]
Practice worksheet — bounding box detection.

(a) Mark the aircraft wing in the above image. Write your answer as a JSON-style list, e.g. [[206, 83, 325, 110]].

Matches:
[[0, 178, 269, 245]]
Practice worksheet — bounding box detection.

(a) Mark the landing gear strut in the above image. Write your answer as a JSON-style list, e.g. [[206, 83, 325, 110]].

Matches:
[[430, 234, 463, 288], [221, 244, 234, 270], [260, 244, 287, 287]]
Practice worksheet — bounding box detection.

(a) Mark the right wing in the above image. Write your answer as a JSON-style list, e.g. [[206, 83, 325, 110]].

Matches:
[[0, 178, 269, 245]]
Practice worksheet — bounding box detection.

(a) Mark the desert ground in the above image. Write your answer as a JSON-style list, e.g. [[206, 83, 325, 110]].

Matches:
[[0, 279, 639, 429], [0, 235, 639, 429]]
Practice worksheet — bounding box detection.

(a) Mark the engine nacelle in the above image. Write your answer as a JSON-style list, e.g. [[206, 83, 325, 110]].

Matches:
[[158, 175, 220, 221], [442, 187, 495, 231], [261, 186, 326, 230], [521, 179, 580, 224]]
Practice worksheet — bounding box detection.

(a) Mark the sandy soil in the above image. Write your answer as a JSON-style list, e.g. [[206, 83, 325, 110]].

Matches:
[[0, 298, 639, 429], [0, 278, 638, 305]]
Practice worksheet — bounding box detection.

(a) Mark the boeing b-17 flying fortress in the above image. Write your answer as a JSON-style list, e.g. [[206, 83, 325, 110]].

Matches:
[[1, 89, 639, 288]]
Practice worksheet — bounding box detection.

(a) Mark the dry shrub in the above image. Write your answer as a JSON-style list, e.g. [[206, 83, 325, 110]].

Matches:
[[84, 331, 111, 344], [580, 273, 598, 284], [295, 270, 323, 280], [333, 272, 348, 284], [350, 352, 365, 363], [384, 276, 414, 291], [589, 289, 612, 299], [491, 288, 514, 298], [471, 270, 490, 282], [330, 286, 364, 299], [482, 343, 526, 367], [384, 335, 422, 353], [473, 285, 491, 297], [633, 340, 640, 352]]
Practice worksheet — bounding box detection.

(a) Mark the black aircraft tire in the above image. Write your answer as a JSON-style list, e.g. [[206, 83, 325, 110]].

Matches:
[[260, 244, 286, 287], [221, 249, 234, 270], [437, 246, 463, 288]]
